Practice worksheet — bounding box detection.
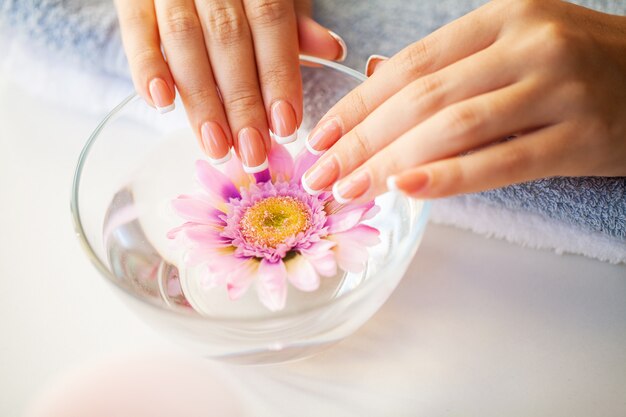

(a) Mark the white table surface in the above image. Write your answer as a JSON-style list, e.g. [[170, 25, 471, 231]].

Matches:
[[1, 72, 625, 417]]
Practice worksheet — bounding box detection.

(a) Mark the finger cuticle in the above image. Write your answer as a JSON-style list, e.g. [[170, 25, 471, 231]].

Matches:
[[149, 78, 175, 113], [333, 170, 371, 204], [306, 117, 342, 155], [200, 121, 231, 164], [302, 156, 340, 195], [270, 100, 298, 144], [238, 127, 269, 174]]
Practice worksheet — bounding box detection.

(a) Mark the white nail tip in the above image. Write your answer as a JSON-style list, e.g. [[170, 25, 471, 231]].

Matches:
[[365, 54, 388, 76], [328, 30, 348, 62], [243, 158, 269, 174], [270, 130, 298, 145], [332, 182, 350, 204], [304, 139, 323, 156], [207, 150, 232, 166], [301, 177, 321, 196], [156, 103, 175, 114], [386, 175, 399, 192]]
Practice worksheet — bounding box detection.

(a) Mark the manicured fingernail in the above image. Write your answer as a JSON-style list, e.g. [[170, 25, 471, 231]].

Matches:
[[149, 78, 175, 113], [333, 170, 371, 204], [328, 30, 347, 62], [305, 117, 342, 155], [365, 54, 388, 77], [395, 170, 430, 196], [238, 127, 268, 174], [270, 100, 298, 144], [302, 156, 340, 195], [200, 121, 231, 164]]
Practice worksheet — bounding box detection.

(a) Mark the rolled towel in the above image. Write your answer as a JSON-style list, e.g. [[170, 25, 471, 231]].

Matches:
[[1, 0, 624, 263]]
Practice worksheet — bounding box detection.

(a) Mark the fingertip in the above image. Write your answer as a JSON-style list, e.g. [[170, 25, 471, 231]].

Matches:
[[297, 15, 347, 61]]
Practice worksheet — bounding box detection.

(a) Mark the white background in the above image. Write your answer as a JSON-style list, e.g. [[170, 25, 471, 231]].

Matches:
[[1, 67, 625, 416]]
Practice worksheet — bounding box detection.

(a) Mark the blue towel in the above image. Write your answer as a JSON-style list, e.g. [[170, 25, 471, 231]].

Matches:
[[1, 0, 625, 260]]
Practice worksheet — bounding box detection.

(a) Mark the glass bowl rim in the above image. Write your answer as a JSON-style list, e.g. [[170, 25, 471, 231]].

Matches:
[[70, 55, 431, 325]]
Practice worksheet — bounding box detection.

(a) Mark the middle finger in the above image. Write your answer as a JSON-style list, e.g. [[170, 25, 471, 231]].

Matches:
[[195, 0, 270, 173]]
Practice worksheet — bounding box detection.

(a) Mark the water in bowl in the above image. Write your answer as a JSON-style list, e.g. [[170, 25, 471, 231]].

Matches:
[[101, 131, 413, 320]]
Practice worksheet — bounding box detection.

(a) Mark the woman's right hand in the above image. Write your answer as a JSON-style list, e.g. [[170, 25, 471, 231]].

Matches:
[[114, 0, 346, 173]]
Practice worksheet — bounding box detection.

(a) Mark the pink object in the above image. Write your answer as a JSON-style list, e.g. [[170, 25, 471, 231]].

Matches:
[[168, 142, 380, 311]]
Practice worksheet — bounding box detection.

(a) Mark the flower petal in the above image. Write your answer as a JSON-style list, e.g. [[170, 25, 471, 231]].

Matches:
[[196, 160, 241, 201], [299, 239, 336, 258], [256, 259, 288, 311], [254, 169, 271, 184], [305, 251, 337, 277], [224, 258, 259, 300], [171, 196, 226, 225], [223, 153, 252, 190], [292, 149, 319, 183], [286, 255, 320, 292], [268, 141, 294, 181], [328, 226, 379, 273], [325, 205, 372, 234]]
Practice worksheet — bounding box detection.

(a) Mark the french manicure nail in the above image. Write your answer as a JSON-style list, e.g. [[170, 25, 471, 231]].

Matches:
[[395, 170, 430, 196], [270, 100, 298, 144], [328, 30, 348, 62], [238, 127, 268, 174], [149, 78, 175, 113], [305, 117, 342, 155], [333, 170, 371, 204], [200, 121, 231, 164], [302, 156, 340, 195], [365, 54, 388, 77]]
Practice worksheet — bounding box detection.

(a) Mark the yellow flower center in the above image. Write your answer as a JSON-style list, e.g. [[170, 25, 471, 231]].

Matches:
[[240, 196, 310, 248]]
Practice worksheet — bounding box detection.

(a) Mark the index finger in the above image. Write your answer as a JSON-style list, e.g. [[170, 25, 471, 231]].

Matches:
[[304, 0, 506, 154]]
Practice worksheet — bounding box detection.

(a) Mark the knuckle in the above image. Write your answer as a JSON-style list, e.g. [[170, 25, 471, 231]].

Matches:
[[396, 39, 433, 78], [247, 0, 290, 27], [538, 21, 578, 62], [349, 127, 373, 161], [444, 104, 482, 136], [407, 74, 444, 113], [223, 88, 262, 115], [204, 4, 247, 43], [500, 144, 531, 174], [184, 88, 215, 108], [161, 6, 201, 40], [509, 0, 543, 18], [131, 47, 163, 70], [349, 89, 373, 118], [261, 66, 293, 87], [120, 8, 153, 30]]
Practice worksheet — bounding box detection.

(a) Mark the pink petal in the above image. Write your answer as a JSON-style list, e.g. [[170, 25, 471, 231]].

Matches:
[[334, 224, 381, 247], [196, 160, 241, 201], [268, 141, 294, 181], [256, 259, 288, 311], [362, 204, 381, 220], [299, 239, 336, 258], [325, 205, 371, 234], [225, 258, 259, 300], [286, 256, 320, 292], [292, 149, 319, 182], [171, 197, 226, 225], [184, 246, 231, 265], [329, 229, 377, 273], [254, 169, 271, 184], [198, 264, 228, 289], [305, 252, 337, 277], [184, 225, 230, 246], [223, 153, 252, 190]]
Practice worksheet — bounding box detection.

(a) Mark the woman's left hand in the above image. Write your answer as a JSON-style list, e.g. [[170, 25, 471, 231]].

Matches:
[[301, 0, 626, 202]]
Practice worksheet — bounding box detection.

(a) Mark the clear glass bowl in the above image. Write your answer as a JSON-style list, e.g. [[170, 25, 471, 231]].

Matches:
[[71, 56, 430, 364]]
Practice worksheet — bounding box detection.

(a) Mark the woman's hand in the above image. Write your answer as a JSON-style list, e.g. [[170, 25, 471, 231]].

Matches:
[[301, 0, 626, 202], [114, 0, 346, 173]]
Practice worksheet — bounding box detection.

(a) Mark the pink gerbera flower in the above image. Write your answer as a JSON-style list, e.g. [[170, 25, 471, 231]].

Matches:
[[168, 142, 380, 311]]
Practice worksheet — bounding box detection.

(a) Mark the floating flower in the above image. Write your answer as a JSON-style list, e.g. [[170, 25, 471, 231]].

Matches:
[[168, 142, 380, 311]]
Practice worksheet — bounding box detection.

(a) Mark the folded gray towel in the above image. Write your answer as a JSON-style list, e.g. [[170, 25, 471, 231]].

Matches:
[[1, 0, 624, 255]]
